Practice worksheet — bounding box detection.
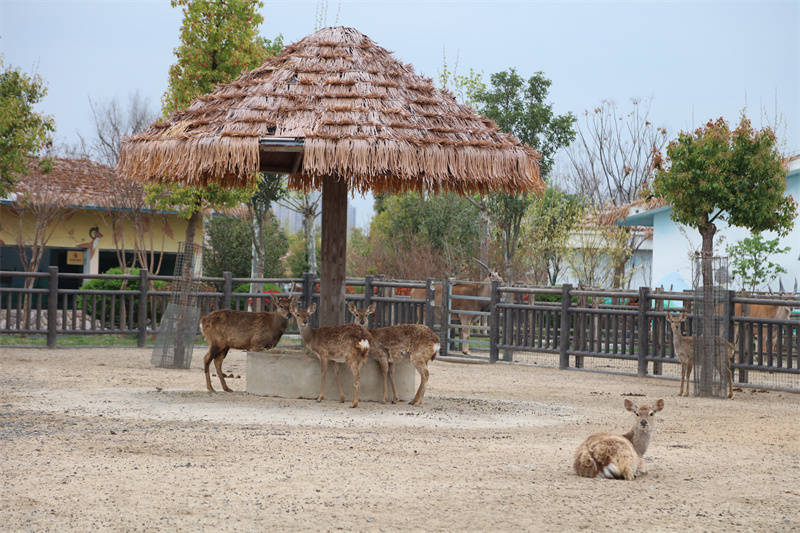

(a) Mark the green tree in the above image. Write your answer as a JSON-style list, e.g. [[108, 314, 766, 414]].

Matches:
[[471, 69, 576, 280], [155, 0, 284, 256], [203, 216, 254, 279], [726, 233, 790, 292], [204, 213, 289, 279], [651, 115, 796, 395], [521, 189, 585, 285], [0, 58, 55, 196]]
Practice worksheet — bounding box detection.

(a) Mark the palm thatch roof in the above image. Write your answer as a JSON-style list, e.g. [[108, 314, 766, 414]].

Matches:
[[118, 26, 542, 195]]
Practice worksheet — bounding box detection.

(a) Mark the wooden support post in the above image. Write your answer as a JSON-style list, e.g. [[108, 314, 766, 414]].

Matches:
[[637, 286, 650, 377], [47, 266, 58, 349], [320, 177, 348, 327], [559, 284, 572, 369]]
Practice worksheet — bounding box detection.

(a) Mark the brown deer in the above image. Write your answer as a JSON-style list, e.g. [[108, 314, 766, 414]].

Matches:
[[290, 302, 373, 408], [199, 295, 297, 392], [408, 259, 502, 356], [665, 312, 735, 398], [348, 302, 440, 406], [574, 399, 665, 480]]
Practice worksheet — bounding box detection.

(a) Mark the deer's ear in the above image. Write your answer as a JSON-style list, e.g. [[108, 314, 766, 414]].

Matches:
[[624, 398, 636, 412], [654, 399, 664, 412], [308, 303, 317, 314], [347, 302, 356, 313], [367, 303, 376, 314]]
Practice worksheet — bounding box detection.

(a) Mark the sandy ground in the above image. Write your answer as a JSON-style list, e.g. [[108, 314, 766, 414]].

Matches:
[[1, 346, 799, 532]]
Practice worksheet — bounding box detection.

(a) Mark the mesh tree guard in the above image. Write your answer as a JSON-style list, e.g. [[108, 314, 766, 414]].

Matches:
[[692, 255, 731, 398], [151, 242, 204, 369]]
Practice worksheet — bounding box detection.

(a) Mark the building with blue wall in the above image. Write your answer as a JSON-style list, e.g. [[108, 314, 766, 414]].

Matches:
[[620, 156, 800, 291]]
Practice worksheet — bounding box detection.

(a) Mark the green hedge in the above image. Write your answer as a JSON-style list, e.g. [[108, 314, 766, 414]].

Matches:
[[77, 267, 168, 327]]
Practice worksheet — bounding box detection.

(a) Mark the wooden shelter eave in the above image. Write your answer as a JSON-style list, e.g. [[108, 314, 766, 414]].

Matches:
[[258, 137, 304, 174]]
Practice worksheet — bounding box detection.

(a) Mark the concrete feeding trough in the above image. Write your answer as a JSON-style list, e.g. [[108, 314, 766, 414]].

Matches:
[[246, 351, 415, 403]]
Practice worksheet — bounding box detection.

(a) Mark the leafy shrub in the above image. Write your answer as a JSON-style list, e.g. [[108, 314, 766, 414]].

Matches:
[[77, 267, 168, 328]]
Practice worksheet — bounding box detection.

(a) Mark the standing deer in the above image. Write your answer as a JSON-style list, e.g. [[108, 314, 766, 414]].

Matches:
[[666, 312, 735, 398], [408, 259, 502, 355], [199, 295, 297, 392], [348, 302, 440, 406], [574, 399, 665, 480], [290, 302, 373, 408]]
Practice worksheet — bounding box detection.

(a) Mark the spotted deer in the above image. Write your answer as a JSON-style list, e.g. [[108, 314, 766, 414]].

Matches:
[[348, 302, 440, 406], [199, 295, 297, 392], [666, 312, 735, 398], [574, 399, 665, 480], [290, 302, 373, 408]]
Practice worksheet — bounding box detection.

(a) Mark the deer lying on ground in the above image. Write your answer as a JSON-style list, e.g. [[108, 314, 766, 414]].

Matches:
[[348, 302, 440, 406], [290, 302, 372, 408], [408, 258, 501, 356], [574, 399, 665, 480], [666, 312, 735, 398], [199, 295, 297, 392]]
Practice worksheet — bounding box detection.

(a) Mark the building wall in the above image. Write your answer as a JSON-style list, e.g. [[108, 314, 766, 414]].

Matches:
[[0, 206, 189, 274], [650, 169, 800, 291]]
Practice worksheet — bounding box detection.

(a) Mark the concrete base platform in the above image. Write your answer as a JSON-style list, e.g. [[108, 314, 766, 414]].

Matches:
[[246, 350, 416, 403]]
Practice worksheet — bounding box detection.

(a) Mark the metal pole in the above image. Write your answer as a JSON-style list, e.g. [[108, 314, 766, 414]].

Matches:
[[489, 279, 500, 363], [425, 278, 435, 330], [441, 277, 451, 358], [364, 275, 373, 328], [559, 284, 572, 369], [137, 269, 148, 347], [47, 266, 58, 349], [222, 271, 233, 310]]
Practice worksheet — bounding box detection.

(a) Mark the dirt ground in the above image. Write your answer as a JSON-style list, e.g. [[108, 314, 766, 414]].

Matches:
[[1, 346, 798, 532]]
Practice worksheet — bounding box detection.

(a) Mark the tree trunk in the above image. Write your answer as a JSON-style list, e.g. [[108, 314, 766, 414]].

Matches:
[[698, 222, 716, 397], [320, 177, 347, 327], [304, 211, 317, 274], [174, 209, 202, 368], [249, 200, 267, 311], [478, 202, 490, 267]]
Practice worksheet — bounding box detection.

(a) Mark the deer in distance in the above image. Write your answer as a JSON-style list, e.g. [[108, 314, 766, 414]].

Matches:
[[730, 280, 797, 357], [666, 312, 735, 398], [574, 399, 665, 480], [408, 258, 501, 356], [199, 294, 298, 392], [290, 302, 373, 408], [348, 302, 440, 406]]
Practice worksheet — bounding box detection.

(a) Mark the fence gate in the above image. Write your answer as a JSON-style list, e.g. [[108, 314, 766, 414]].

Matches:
[[443, 278, 492, 359]]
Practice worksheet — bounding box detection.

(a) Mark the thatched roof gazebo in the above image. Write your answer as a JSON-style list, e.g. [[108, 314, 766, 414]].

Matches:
[[118, 26, 543, 326]]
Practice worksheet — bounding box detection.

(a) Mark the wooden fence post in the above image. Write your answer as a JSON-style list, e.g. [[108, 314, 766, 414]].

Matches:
[[47, 266, 58, 349], [559, 283, 572, 369], [222, 271, 233, 310], [137, 269, 148, 347], [637, 286, 650, 377], [489, 279, 500, 363]]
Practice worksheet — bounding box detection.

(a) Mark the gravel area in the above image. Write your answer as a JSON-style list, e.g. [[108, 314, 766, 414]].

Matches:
[[1, 346, 799, 532]]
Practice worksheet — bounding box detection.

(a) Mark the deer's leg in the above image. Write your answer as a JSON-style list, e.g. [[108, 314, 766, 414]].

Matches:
[[684, 361, 693, 396], [409, 357, 430, 406], [348, 357, 362, 408], [203, 346, 219, 392], [387, 360, 399, 403], [460, 315, 472, 355], [317, 356, 327, 402], [333, 362, 345, 403], [679, 362, 686, 396], [376, 352, 389, 404], [212, 348, 232, 392]]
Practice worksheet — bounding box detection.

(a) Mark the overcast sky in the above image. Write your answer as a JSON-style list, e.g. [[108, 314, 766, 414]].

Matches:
[[2, 0, 797, 228]]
